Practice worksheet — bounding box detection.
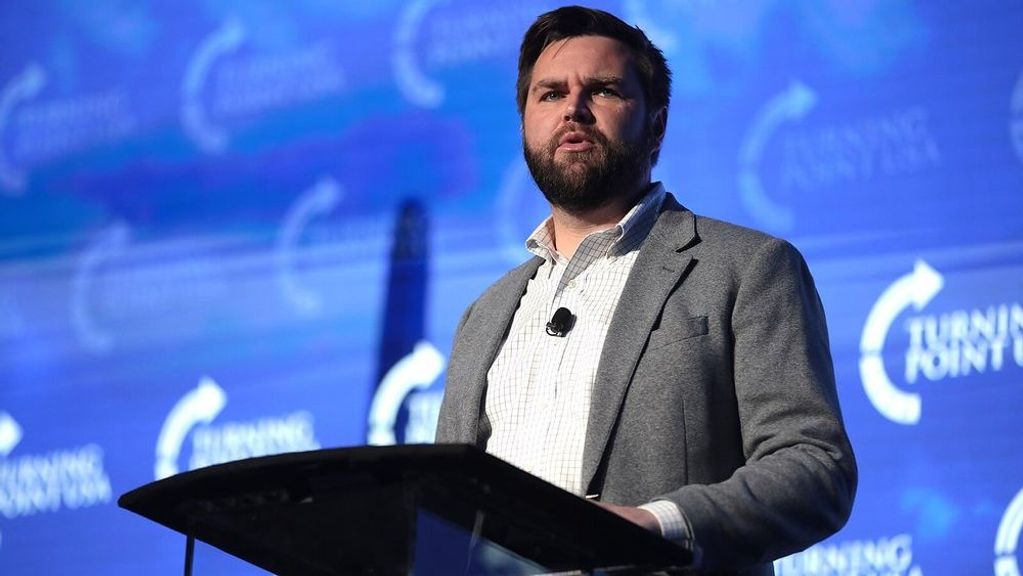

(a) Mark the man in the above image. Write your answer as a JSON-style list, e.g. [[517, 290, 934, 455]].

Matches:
[[436, 6, 856, 574]]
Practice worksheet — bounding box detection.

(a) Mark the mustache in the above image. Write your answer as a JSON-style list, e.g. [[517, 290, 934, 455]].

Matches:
[[546, 124, 609, 152]]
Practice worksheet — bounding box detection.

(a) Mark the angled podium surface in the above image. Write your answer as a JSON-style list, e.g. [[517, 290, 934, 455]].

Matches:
[[119, 444, 693, 575]]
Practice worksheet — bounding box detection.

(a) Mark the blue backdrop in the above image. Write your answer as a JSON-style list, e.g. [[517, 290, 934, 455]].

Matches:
[[1, 1, 1022, 574]]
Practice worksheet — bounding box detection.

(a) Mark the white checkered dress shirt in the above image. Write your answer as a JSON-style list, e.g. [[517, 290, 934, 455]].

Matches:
[[484, 183, 688, 542]]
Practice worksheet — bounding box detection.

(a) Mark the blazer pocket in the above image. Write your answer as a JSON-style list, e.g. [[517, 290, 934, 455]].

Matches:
[[645, 315, 709, 352]]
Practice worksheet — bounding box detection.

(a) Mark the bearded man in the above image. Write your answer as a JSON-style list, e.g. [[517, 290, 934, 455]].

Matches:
[[436, 6, 857, 575]]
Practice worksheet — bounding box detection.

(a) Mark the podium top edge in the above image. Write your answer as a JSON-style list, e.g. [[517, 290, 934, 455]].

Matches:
[[119, 444, 504, 511]]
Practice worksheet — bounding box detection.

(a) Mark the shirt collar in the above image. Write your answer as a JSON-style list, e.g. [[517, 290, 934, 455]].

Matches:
[[525, 182, 666, 262]]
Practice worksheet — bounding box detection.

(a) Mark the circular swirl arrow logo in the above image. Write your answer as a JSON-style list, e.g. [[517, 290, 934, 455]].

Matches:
[[859, 260, 943, 425]]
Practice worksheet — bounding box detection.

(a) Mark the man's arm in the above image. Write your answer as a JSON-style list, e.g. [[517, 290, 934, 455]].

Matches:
[[657, 237, 856, 568]]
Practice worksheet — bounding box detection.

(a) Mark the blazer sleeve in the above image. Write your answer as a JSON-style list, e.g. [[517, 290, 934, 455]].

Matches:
[[659, 238, 857, 569]]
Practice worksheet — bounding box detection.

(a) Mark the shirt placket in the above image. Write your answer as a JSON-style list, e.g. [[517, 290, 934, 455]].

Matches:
[[521, 259, 568, 481], [550, 280, 584, 481]]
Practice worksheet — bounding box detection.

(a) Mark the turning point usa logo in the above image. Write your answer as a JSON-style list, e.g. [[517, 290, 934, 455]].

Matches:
[[0, 412, 112, 520], [859, 260, 1023, 425], [155, 376, 320, 479]]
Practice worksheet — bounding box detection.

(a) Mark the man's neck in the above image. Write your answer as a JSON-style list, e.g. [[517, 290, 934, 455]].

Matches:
[[550, 183, 650, 260]]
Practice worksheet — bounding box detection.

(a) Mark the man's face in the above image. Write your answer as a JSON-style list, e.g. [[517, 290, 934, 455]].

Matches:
[[522, 35, 660, 214]]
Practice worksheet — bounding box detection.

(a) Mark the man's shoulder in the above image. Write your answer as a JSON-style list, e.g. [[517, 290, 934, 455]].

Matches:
[[694, 213, 785, 250], [660, 195, 797, 258]]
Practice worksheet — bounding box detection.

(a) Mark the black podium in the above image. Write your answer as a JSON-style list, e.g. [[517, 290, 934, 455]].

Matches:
[[119, 444, 693, 575]]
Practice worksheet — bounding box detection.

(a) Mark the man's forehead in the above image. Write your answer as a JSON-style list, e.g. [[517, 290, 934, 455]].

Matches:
[[530, 35, 638, 83], [535, 35, 634, 63]]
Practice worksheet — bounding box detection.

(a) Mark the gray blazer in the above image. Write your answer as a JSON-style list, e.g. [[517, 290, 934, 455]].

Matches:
[[436, 194, 857, 574]]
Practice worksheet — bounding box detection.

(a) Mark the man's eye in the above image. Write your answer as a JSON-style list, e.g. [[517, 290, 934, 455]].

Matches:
[[594, 87, 620, 98], [541, 91, 563, 101]]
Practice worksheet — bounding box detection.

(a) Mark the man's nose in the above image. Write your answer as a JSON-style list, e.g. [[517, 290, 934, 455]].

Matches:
[[563, 93, 594, 123]]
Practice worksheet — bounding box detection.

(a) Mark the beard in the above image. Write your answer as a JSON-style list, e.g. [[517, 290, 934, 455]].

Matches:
[[523, 125, 654, 215]]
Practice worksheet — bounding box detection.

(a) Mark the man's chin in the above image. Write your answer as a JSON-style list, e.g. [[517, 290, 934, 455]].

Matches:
[[555, 150, 600, 163], [553, 157, 600, 178]]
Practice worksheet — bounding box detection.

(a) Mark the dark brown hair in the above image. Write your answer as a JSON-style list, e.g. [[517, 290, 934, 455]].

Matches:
[[516, 6, 672, 119]]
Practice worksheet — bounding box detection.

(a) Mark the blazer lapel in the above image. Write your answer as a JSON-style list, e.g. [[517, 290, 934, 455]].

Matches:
[[581, 197, 698, 491], [452, 257, 543, 444]]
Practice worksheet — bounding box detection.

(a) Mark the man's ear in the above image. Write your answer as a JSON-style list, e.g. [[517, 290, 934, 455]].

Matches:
[[651, 106, 667, 145], [649, 106, 668, 161]]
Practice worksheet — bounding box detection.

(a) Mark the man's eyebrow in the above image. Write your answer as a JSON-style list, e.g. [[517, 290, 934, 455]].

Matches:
[[530, 75, 625, 92], [585, 75, 624, 86], [531, 78, 566, 93]]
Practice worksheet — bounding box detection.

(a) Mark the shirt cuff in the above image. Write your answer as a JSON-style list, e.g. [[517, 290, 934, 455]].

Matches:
[[638, 500, 692, 544]]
